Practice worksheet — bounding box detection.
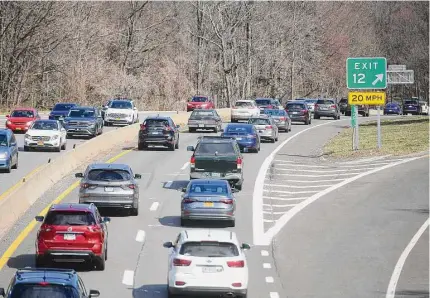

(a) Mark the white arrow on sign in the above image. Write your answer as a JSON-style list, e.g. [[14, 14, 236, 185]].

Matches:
[[372, 74, 384, 86]]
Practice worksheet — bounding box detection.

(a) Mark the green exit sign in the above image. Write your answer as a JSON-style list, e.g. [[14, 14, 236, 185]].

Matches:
[[346, 57, 387, 89]]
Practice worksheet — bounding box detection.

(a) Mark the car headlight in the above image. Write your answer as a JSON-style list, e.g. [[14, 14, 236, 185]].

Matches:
[[6, 121, 11, 125], [52, 135, 59, 140], [0, 152, 8, 159], [25, 134, 31, 139], [89, 122, 95, 127]]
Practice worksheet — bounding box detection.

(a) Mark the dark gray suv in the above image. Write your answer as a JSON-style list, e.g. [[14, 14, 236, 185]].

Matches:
[[314, 99, 341, 120]]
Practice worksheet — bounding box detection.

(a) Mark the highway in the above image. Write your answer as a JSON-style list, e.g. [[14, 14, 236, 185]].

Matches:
[[0, 112, 175, 196], [0, 114, 427, 298]]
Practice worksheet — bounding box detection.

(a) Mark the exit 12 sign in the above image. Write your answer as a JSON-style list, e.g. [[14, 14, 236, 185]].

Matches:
[[346, 57, 387, 89]]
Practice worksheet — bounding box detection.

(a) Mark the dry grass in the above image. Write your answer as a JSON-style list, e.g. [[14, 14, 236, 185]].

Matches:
[[324, 117, 429, 158]]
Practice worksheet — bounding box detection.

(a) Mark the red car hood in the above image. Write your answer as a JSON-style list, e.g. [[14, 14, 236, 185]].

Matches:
[[8, 117, 35, 123]]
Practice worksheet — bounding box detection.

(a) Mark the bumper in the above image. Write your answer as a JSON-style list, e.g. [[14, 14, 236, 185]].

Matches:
[[258, 131, 275, 140], [79, 195, 137, 208], [24, 139, 61, 148], [139, 134, 175, 146], [190, 172, 242, 185], [290, 115, 307, 122], [403, 109, 419, 113], [315, 110, 337, 116], [231, 114, 254, 120], [237, 140, 257, 150], [188, 123, 218, 129], [39, 250, 100, 262], [105, 117, 132, 124], [169, 286, 246, 296], [384, 110, 400, 114], [182, 209, 235, 221], [49, 115, 66, 120], [0, 158, 10, 169], [66, 127, 96, 136], [274, 121, 288, 130], [5, 124, 29, 132]]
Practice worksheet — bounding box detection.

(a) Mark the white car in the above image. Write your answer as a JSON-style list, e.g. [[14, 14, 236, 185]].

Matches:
[[24, 120, 67, 152], [104, 99, 139, 126], [231, 100, 260, 122], [163, 229, 250, 298]]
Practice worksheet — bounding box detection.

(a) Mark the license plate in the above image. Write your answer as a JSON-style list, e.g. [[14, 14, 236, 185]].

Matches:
[[105, 187, 114, 192], [235, 137, 242, 140], [64, 234, 76, 240], [16, 128, 21, 130], [37, 141, 44, 146], [204, 202, 214, 207], [389, 110, 392, 111], [116, 118, 121, 120], [202, 266, 220, 273], [198, 124, 205, 128], [211, 173, 221, 177], [151, 132, 160, 135], [292, 112, 298, 114], [320, 107, 327, 110]]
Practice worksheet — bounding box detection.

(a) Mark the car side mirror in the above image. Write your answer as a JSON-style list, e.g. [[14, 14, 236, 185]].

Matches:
[[241, 243, 251, 250], [0, 287, 5, 297], [10, 142, 16, 146], [181, 187, 187, 192], [102, 217, 111, 223], [134, 174, 142, 179], [35, 216, 44, 222], [5, 115, 9, 118], [231, 188, 239, 193], [176, 125, 180, 128], [163, 241, 174, 248], [133, 107, 137, 110], [89, 289, 100, 297], [187, 146, 195, 151], [75, 173, 83, 178]]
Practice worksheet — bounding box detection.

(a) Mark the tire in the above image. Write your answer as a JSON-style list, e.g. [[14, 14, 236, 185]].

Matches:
[[366, 112, 370, 117], [138, 142, 146, 150], [188, 128, 195, 133], [55, 145, 61, 152], [95, 253, 106, 271], [180, 218, 189, 227], [304, 119, 309, 125], [337, 115, 341, 120], [61, 141, 66, 150], [314, 114, 320, 119], [213, 126, 218, 133], [271, 138, 275, 143], [235, 183, 242, 191], [131, 207, 139, 216], [24, 145, 29, 152], [169, 143, 175, 151], [175, 138, 179, 149], [12, 156, 18, 169], [333, 115, 337, 120]]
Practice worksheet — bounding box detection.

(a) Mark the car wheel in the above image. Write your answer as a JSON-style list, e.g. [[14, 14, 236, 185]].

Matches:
[[12, 156, 18, 169], [61, 141, 66, 150], [24, 145, 29, 152], [271, 138, 275, 143], [138, 142, 146, 150], [188, 128, 195, 133], [175, 138, 179, 149], [228, 219, 236, 227], [55, 145, 61, 152], [95, 253, 106, 271], [213, 126, 218, 133], [180, 218, 189, 227], [169, 143, 175, 151], [337, 115, 341, 119]]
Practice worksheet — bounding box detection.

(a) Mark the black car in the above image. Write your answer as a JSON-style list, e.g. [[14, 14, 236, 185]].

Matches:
[[138, 116, 180, 151], [187, 136, 244, 190], [285, 101, 312, 124], [339, 98, 348, 114], [344, 104, 370, 117], [0, 268, 100, 298]]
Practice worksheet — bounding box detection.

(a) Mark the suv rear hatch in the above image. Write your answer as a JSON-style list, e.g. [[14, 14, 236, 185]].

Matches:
[[286, 103, 307, 116], [403, 100, 420, 112], [193, 142, 239, 174], [141, 118, 172, 137], [255, 99, 274, 110], [315, 100, 336, 111]]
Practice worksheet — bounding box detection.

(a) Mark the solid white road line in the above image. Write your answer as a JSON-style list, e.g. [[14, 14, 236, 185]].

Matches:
[[341, 155, 392, 164], [135, 230, 146, 243], [273, 159, 392, 168], [264, 189, 319, 194], [274, 167, 367, 173], [263, 263, 272, 269], [263, 203, 297, 208], [386, 218, 430, 298], [261, 250, 269, 256], [270, 292, 280, 298], [265, 277, 274, 283], [263, 196, 308, 201], [264, 211, 288, 215], [265, 178, 346, 183], [122, 270, 134, 286], [149, 202, 159, 211], [262, 155, 428, 245], [265, 183, 334, 188], [164, 181, 173, 188], [181, 162, 190, 170], [269, 172, 362, 177], [263, 219, 274, 223]]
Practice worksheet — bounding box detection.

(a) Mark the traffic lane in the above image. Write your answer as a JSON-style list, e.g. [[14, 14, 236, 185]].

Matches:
[[272, 157, 429, 298], [132, 119, 335, 298], [0, 130, 205, 297], [0, 111, 176, 196]]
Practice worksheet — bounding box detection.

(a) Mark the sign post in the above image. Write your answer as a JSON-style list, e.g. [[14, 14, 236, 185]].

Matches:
[[377, 106, 381, 149], [351, 105, 358, 150]]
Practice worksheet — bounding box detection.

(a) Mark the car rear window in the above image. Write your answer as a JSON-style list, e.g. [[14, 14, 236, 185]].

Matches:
[[54, 104, 75, 111], [234, 101, 253, 107], [225, 125, 252, 133], [11, 110, 34, 118], [10, 284, 80, 298], [339, 98, 347, 103], [316, 100, 335, 104], [191, 110, 215, 117], [144, 119, 169, 126], [180, 241, 239, 257], [44, 211, 96, 226], [255, 99, 271, 105], [189, 183, 228, 194], [195, 143, 236, 155], [263, 110, 286, 116], [404, 100, 418, 105], [191, 97, 208, 102], [87, 169, 131, 181], [287, 104, 305, 109], [248, 118, 270, 125]]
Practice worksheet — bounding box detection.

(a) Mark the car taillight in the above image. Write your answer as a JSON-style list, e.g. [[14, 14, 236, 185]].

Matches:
[[236, 157, 242, 169], [88, 225, 101, 233], [232, 106, 236, 109], [183, 198, 197, 203], [302, 110, 307, 113], [227, 260, 245, 267], [266, 125, 272, 129], [81, 183, 89, 189], [279, 117, 286, 121], [173, 258, 192, 266], [164, 126, 172, 131], [330, 105, 336, 108], [267, 105, 273, 109], [39, 282, 50, 286], [220, 199, 233, 204], [247, 134, 256, 139], [140, 124, 146, 130], [128, 184, 136, 189], [190, 156, 195, 168], [40, 225, 53, 233]]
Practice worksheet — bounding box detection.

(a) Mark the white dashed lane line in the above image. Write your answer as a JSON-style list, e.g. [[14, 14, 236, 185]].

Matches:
[[181, 162, 190, 170], [265, 276, 274, 283], [261, 250, 269, 256], [149, 202, 159, 211], [263, 263, 272, 269], [122, 270, 134, 286], [135, 230, 146, 243], [164, 181, 173, 188], [270, 292, 280, 298]]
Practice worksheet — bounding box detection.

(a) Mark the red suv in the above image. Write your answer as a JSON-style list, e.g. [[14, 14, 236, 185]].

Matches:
[[5, 108, 40, 133], [187, 96, 215, 112], [35, 203, 110, 271]]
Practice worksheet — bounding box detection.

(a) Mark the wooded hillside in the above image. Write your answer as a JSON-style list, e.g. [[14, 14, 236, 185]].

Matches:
[[0, 1, 428, 110]]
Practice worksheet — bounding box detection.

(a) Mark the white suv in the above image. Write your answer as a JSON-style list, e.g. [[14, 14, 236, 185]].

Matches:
[[163, 229, 250, 298], [104, 99, 139, 126], [231, 100, 260, 122]]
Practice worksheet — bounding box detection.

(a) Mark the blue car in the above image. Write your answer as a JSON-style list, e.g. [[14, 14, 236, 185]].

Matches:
[[0, 268, 100, 298], [384, 102, 402, 115], [0, 129, 18, 173], [49, 103, 78, 120], [221, 123, 260, 153]]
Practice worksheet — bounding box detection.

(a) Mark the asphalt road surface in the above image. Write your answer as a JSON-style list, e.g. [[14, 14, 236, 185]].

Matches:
[[0, 112, 175, 196], [0, 113, 427, 298]]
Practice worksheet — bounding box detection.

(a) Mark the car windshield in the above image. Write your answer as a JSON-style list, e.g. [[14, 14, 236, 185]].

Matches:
[[225, 125, 252, 134], [339, 98, 348, 103], [189, 183, 228, 194], [110, 101, 132, 109], [191, 97, 208, 102], [31, 121, 58, 130], [305, 99, 318, 104], [287, 104, 305, 110], [191, 110, 215, 118], [404, 100, 418, 105], [248, 118, 270, 125], [68, 109, 95, 118], [180, 241, 239, 257], [195, 143, 236, 155], [234, 101, 254, 108], [263, 110, 286, 116], [144, 119, 169, 127], [317, 100, 335, 104], [10, 284, 80, 298], [0, 134, 7, 146], [386, 103, 398, 107], [87, 169, 131, 181], [11, 110, 34, 118], [53, 104, 75, 111], [44, 211, 96, 226], [255, 99, 272, 105]]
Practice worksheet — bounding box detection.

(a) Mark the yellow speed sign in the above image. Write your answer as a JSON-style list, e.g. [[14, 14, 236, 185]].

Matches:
[[348, 91, 386, 105]]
